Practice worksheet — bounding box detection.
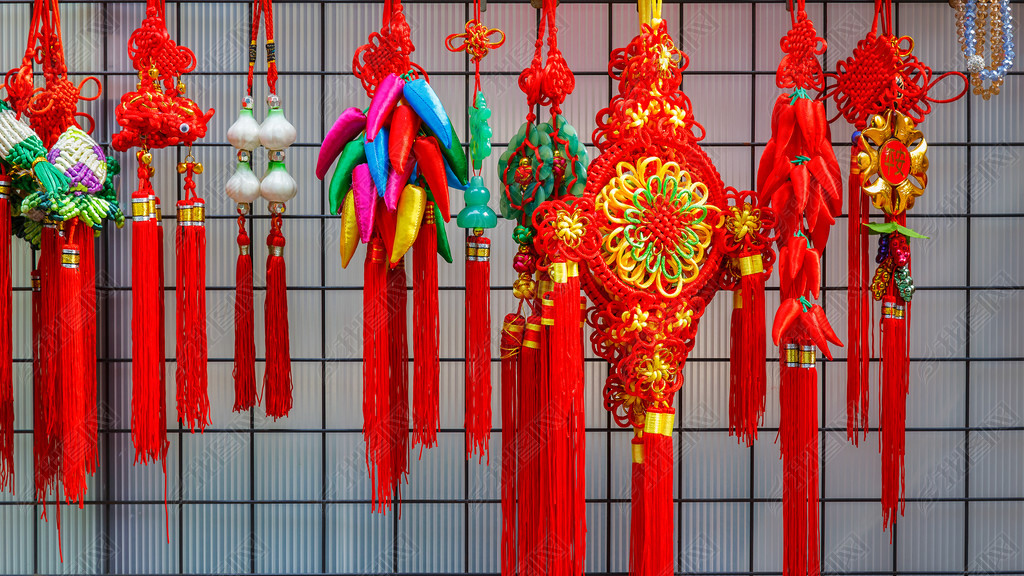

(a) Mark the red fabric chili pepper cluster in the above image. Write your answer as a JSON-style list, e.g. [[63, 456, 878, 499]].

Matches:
[[112, 0, 213, 152]]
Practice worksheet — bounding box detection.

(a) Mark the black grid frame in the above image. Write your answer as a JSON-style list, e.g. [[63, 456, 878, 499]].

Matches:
[[0, 0, 1022, 574]]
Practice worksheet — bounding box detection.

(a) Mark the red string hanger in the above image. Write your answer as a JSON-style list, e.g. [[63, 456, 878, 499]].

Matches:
[[317, 0, 468, 516], [823, 0, 966, 535], [754, 2, 843, 575], [113, 0, 214, 514], [226, 0, 297, 420]]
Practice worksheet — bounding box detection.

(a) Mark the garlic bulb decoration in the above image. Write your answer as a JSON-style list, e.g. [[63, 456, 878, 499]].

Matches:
[[259, 106, 297, 152], [228, 106, 262, 152], [260, 160, 298, 203], [226, 160, 262, 203]]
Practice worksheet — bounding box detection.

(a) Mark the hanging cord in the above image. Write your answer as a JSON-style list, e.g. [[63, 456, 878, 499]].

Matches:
[[247, 0, 279, 97]]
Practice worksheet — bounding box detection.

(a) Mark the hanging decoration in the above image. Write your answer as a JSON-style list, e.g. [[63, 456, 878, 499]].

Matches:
[[824, 0, 966, 532], [553, 1, 774, 573], [446, 0, 504, 463], [1, 0, 124, 557], [755, 2, 842, 574], [112, 0, 214, 494], [494, 0, 591, 573], [226, 0, 298, 419], [951, 0, 1015, 99], [316, 0, 463, 513]]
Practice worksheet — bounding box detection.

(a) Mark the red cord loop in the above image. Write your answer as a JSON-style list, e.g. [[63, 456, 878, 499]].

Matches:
[[352, 0, 426, 97]]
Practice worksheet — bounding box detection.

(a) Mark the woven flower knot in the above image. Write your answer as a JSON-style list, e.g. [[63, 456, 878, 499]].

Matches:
[[725, 203, 761, 242], [445, 20, 506, 63], [554, 208, 586, 247]]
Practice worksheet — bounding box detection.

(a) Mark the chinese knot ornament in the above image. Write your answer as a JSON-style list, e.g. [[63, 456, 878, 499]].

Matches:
[[825, 0, 966, 532], [112, 0, 214, 509], [756, 1, 843, 574], [494, 0, 591, 574], [226, 0, 298, 419], [316, 0, 464, 513], [580, 2, 774, 574]]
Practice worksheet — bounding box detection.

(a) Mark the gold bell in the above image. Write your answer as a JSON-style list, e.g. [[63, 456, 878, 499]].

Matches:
[[193, 162, 204, 175], [177, 162, 187, 174]]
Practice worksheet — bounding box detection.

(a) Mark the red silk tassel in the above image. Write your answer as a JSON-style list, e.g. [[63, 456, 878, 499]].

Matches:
[[264, 215, 293, 420], [846, 145, 870, 444], [364, 238, 392, 512], [33, 269, 58, 505], [0, 184, 11, 493], [642, 410, 675, 576], [40, 222, 62, 467], [880, 296, 908, 533], [499, 314, 524, 576], [387, 259, 409, 494], [518, 317, 543, 576], [130, 170, 164, 465], [465, 234, 491, 462], [58, 229, 87, 506], [550, 261, 586, 576], [412, 213, 439, 451], [80, 226, 98, 475], [730, 256, 768, 447], [780, 343, 820, 576], [156, 198, 171, 543], [175, 195, 209, 432], [232, 215, 256, 412], [629, 431, 645, 576]]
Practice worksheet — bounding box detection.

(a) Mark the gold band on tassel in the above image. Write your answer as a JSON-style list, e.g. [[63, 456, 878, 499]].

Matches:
[[132, 197, 151, 220], [631, 442, 644, 464], [61, 248, 80, 269], [503, 321, 524, 333], [31, 276, 40, 291], [540, 297, 555, 326], [737, 254, 763, 277], [643, 411, 674, 437], [549, 261, 579, 283], [239, 245, 250, 256], [0, 179, 10, 197], [882, 302, 905, 319], [466, 239, 490, 262], [800, 345, 816, 368], [523, 322, 542, 349], [784, 343, 799, 368], [178, 203, 205, 227], [733, 289, 743, 309], [269, 245, 284, 257]]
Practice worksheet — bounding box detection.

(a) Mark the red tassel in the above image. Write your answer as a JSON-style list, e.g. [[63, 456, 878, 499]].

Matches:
[[412, 211, 439, 451], [80, 226, 98, 475], [629, 431, 645, 576], [880, 296, 908, 533], [500, 314, 524, 576], [730, 262, 768, 447], [33, 268, 59, 505], [232, 211, 256, 412], [642, 410, 675, 576], [364, 237, 392, 512], [264, 213, 293, 420], [175, 190, 209, 432], [0, 183, 12, 493], [41, 221, 63, 469], [518, 317, 543, 576], [780, 343, 820, 576], [58, 226, 87, 506], [387, 259, 409, 494], [465, 233, 491, 462], [155, 198, 170, 543], [846, 145, 870, 445], [130, 161, 165, 464]]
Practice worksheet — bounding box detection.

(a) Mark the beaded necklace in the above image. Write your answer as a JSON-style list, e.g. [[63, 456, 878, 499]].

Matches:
[[953, 0, 1015, 99]]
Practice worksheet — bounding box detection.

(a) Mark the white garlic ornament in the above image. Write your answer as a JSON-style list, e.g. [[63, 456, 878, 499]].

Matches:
[[258, 107, 297, 151], [228, 107, 262, 152], [260, 160, 297, 203], [226, 161, 262, 203]]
